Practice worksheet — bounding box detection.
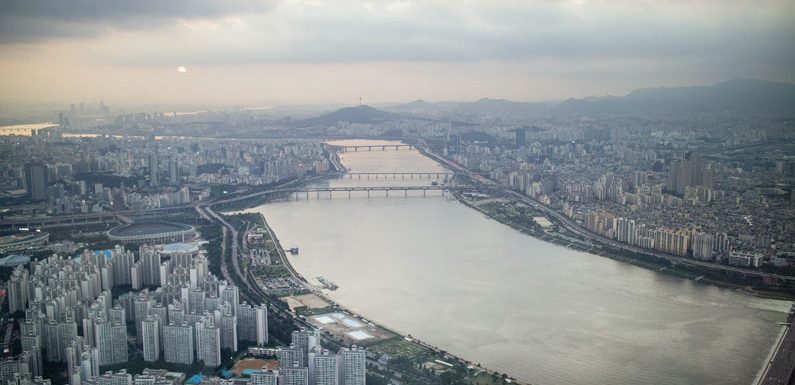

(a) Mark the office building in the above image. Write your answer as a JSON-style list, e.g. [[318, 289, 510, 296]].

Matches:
[[25, 162, 48, 201]]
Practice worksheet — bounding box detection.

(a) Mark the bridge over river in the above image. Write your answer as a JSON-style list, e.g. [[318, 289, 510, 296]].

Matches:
[[328, 144, 414, 152]]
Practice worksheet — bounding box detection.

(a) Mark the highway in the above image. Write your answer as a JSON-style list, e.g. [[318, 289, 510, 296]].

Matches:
[[758, 308, 795, 385]]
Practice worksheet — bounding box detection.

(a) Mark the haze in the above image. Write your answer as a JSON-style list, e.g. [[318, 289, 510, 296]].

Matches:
[[0, 0, 793, 105]]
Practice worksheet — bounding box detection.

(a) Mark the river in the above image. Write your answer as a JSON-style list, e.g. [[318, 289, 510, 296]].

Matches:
[[246, 139, 789, 385]]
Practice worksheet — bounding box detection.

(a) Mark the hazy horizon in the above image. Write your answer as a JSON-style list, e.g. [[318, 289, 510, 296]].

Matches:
[[1, 0, 793, 105]]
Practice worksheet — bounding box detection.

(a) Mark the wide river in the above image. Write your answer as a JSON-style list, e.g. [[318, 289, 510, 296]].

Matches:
[[247, 140, 789, 385]]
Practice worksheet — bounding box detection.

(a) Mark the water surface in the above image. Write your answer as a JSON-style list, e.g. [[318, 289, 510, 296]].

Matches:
[[248, 140, 788, 385]]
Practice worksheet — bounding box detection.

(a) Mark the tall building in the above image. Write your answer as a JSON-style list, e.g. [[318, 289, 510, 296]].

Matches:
[[94, 319, 128, 367], [148, 303, 168, 347], [167, 301, 186, 325], [667, 151, 711, 195], [217, 306, 237, 352], [309, 348, 339, 385], [163, 322, 194, 365], [279, 345, 304, 368], [8, 265, 29, 313], [338, 346, 366, 385], [141, 316, 160, 362], [652, 227, 690, 257], [692, 233, 715, 261], [169, 157, 179, 186], [25, 162, 49, 201], [237, 303, 268, 346], [43, 318, 77, 362], [108, 306, 126, 325], [130, 262, 143, 290], [149, 154, 159, 187], [515, 127, 526, 148], [133, 293, 152, 344], [292, 328, 320, 365], [140, 246, 161, 287], [195, 316, 221, 367], [220, 286, 239, 315], [20, 326, 42, 376], [111, 248, 134, 286]]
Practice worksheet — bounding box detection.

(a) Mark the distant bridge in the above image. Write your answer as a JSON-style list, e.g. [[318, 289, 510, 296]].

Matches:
[[329, 144, 414, 152], [289, 185, 488, 198], [335, 172, 459, 180]]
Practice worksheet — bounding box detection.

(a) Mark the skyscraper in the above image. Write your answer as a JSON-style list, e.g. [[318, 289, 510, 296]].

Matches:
[[149, 154, 159, 187], [169, 156, 179, 185], [8, 265, 29, 313], [25, 162, 48, 201], [515, 127, 526, 148]]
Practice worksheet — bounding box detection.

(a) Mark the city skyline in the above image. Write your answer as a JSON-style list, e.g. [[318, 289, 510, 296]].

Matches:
[[1, 1, 795, 385]]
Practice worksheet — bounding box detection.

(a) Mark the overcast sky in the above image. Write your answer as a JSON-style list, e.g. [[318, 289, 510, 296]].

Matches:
[[0, 0, 792, 105]]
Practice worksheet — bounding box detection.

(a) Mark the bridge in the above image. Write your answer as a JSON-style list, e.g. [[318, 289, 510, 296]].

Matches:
[[336, 172, 459, 180], [329, 144, 414, 152], [289, 185, 486, 199]]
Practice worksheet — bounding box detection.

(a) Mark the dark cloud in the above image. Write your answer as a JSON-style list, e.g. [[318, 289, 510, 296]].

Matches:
[[100, 0, 793, 74], [1, 0, 792, 85], [0, 0, 274, 43]]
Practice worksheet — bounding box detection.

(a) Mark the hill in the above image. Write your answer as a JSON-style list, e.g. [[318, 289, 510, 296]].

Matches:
[[301, 105, 400, 125], [554, 79, 795, 116]]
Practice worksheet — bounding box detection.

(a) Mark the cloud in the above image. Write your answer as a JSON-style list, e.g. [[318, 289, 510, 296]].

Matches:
[[61, 0, 789, 86], [0, 0, 274, 43], [0, 0, 792, 104]]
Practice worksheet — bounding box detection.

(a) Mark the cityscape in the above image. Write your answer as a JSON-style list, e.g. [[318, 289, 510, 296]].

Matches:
[[1, 1, 794, 385]]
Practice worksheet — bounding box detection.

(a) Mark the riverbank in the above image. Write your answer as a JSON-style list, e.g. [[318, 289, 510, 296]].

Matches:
[[253, 210, 531, 385], [455, 192, 795, 301]]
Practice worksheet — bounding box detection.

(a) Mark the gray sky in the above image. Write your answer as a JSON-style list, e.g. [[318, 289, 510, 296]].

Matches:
[[0, 0, 792, 105]]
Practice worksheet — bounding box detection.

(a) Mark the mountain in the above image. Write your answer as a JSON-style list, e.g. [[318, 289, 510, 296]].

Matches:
[[387, 98, 554, 119], [554, 79, 795, 117], [301, 105, 400, 125], [461, 98, 553, 117]]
